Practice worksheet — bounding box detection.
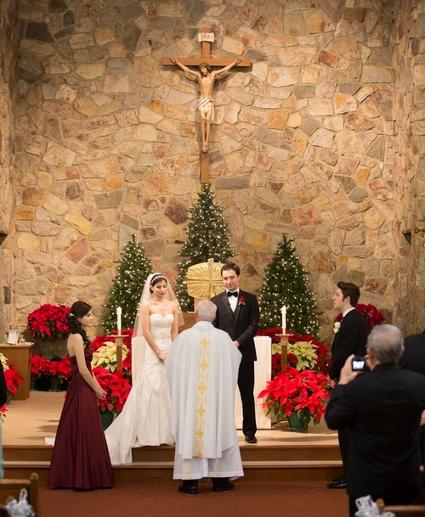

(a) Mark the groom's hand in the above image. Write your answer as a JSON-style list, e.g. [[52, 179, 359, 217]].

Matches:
[[233, 341, 240, 348]]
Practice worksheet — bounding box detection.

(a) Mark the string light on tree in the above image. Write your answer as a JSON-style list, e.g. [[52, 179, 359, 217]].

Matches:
[[102, 235, 152, 333], [176, 184, 234, 311], [259, 234, 319, 337]]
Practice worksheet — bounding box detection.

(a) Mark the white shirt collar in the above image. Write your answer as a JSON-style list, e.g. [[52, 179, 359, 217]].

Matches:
[[342, 307, 356, 318]]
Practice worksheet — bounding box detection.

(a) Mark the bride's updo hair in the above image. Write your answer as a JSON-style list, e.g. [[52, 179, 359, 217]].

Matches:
[[68, 301, 91, 345], [149, 273, 168, 293]]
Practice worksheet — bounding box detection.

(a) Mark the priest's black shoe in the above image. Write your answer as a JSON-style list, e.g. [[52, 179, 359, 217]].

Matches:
[[326, 478, 346, 489], [212, 478, 234, 492], [244, 433, 257, 444], [178, 480, 199, 494]]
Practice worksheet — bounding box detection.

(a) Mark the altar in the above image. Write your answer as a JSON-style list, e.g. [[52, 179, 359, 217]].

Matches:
[[235, 336, 272, 430]]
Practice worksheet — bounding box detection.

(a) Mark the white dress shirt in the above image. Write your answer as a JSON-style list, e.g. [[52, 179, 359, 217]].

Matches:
[[226, 289, 239, 312]]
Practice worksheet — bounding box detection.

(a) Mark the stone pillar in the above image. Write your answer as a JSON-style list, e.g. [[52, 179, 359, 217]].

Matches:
[[0, 0, 18, 340]]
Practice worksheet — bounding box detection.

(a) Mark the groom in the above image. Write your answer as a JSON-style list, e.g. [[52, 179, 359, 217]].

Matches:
[[211, 262, 260, 444]]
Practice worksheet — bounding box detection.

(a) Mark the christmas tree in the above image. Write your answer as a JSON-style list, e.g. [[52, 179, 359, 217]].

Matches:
[[259, 234, 319, 336], [176, 184, 234, 311], [102, 235, 152, 333]]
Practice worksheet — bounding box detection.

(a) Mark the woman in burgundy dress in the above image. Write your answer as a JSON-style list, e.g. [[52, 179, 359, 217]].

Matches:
[[49, 301, 114, 489]]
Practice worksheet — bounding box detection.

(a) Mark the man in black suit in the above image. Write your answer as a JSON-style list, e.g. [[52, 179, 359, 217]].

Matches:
[[211, 262, 260, 444], [328, 281, 368, 489], [399, 330, 425, 469], [326, 324, 425, 516]]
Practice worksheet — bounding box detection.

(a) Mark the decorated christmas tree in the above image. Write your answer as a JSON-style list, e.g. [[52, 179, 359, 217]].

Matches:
[[102, 235, 152, 333], [259, 234, 319, 336], [176, 184, 234, 311]]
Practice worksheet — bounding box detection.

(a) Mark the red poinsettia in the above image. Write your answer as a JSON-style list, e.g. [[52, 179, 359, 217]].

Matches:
[[259, 367, 331, 425], [0, 365, 24, 418], [93, 366, 132, 416], [335, 303, 385, 330], [31, 354, 72, 380], [27, 304, 71, 339]]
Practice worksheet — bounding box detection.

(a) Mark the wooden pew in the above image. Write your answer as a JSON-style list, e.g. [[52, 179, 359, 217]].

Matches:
[[0, 472, 39, 515], [383, 506, 425, 516]]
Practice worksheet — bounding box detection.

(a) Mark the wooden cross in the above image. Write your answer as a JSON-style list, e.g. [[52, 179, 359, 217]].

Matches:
[[161, 30, 251, 184]]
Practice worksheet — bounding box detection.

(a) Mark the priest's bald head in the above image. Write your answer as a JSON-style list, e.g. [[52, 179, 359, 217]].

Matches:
[[196, 300, 217, 322]]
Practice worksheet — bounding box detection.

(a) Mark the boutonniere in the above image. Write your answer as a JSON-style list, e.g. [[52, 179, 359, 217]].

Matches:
[[238, 295, 247, 306], [333, 321, 341, 334]]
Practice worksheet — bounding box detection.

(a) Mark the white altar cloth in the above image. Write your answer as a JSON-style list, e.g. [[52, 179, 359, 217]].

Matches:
[[235, 335, 272, 430]]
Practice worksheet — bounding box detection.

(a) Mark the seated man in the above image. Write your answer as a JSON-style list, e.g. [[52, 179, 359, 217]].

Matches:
[[166, 300, 243, 494], [326, 324, 425, 517]]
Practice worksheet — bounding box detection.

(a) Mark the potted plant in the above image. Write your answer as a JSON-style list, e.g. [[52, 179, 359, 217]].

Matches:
[[93, 366, 131, 430], [259, 367, 331, 432], [27, 304, 71, 358]]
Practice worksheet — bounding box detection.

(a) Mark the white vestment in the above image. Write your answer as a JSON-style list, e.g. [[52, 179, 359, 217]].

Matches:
[[166, 321, 244, 480]]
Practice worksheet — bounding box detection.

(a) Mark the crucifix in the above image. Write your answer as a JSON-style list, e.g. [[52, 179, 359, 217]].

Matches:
[[161, 30, 251, 183]]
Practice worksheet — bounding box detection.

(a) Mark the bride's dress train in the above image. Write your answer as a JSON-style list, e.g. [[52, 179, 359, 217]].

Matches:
[[105, 313, 174, 465]]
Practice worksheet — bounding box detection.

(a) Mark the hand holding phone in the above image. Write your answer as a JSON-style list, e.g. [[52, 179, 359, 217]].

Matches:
[[351, 356, 367, 372]]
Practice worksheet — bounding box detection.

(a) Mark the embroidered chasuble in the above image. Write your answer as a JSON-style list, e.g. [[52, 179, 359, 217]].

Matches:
[[167, 321, 243, 480]]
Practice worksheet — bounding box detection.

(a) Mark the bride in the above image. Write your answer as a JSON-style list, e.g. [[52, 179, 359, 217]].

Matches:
[[105, 272, 181, 464]]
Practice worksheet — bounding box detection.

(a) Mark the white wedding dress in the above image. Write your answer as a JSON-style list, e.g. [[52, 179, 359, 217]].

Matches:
[[105, 313, 174, 465]]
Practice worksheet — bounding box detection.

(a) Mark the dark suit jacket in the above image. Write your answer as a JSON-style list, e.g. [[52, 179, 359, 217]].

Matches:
[[399, 333, 425, 375], [399, 333, 425, 467], [328, 309, 368, 381], [211, 290, 260, 362], [326, 363, 425, 500]]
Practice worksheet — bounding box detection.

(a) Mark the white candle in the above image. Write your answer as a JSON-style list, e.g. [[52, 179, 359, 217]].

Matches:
[[116, 306, 122, 335], [281, 305, 287, 335]]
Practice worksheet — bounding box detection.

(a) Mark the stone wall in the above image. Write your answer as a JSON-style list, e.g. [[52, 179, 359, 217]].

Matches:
[[10, 0, 425, 336], [0, 0, 18, 339]]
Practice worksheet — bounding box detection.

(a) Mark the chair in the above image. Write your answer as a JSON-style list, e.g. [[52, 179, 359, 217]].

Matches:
[[0, 472, 39, 515]]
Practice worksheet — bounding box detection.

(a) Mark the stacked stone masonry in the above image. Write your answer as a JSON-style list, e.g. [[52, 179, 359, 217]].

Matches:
[[1, 0, 423, 337]]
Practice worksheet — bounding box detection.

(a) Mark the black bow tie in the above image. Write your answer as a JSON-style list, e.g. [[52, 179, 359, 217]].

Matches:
[[227, 291, 238, 298]]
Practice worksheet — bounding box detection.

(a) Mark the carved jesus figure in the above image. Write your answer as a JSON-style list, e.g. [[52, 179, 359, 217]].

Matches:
[[170, 57, 242, 152]]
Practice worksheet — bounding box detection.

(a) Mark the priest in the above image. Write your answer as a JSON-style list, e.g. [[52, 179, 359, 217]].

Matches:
[[166, 299, 243, 494]]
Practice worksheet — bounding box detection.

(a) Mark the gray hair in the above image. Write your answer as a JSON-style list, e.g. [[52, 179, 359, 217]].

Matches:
[[196, 300, 217, 322], [367, 324, 404, 363]]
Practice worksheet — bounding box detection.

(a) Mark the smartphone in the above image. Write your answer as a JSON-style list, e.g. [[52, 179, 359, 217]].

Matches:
[[351, 356, 367, 372]]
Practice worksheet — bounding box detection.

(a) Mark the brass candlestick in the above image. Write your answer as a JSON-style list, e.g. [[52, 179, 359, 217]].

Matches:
[[115, 334, 123, 372], [277, 334, 293, 372]]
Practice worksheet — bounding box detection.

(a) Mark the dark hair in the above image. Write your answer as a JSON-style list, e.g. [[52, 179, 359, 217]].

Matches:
[[221, 262, 240, 277], [149, 273, 168, 293], [337, 281, 360, 306], [68, 301, 91, 345]]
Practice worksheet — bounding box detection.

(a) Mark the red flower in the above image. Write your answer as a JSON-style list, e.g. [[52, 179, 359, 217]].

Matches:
[[27, 304, 71, 339], [238, 296, 247, 306], [93, 366, 131, 416], [259, 367, 331, 424]]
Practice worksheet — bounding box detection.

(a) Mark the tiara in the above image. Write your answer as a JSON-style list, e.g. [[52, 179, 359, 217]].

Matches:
[[150, 273, 167, 285]]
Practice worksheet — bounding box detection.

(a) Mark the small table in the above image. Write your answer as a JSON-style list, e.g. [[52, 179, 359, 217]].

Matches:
[[0, 343, 33, 400]]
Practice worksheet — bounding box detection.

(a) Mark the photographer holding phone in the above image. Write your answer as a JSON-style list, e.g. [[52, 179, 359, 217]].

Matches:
[[326, 324, 425, 517], [328, 282, 369, 490]]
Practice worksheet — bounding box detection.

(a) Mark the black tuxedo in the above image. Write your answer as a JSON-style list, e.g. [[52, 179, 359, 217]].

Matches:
[[329, 309, 369, 382], [326, 363, 425, 516], [329, 309, 368, 482], [211, 289, 260, 435], [400, 332, 425, 468]]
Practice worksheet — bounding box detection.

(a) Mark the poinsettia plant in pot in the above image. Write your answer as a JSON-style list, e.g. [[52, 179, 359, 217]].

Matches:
[[0, 353, 24, 419], [27, 304, 70, 339], [259, 367, 331, 432], [93, 366, 132, 429]]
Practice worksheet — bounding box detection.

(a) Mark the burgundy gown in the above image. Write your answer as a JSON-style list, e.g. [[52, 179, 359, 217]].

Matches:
[[48, 346, 114, 489]]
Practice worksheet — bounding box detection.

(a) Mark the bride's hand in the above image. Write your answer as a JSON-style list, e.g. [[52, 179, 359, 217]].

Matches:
[[158, 350, 166, 362]]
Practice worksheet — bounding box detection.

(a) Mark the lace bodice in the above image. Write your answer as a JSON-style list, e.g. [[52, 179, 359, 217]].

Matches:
[[150, 313, 173, 341]]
